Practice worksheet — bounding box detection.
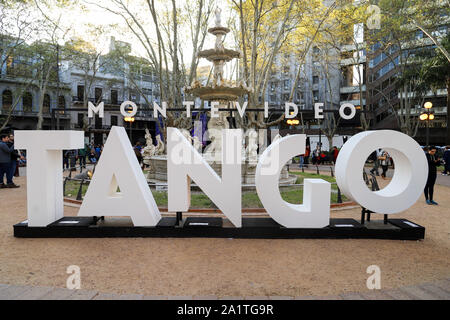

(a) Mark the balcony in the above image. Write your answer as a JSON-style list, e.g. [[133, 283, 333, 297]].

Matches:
[[340, 56, 366, 66], [340, 85, 366, 94], [340, 99, 366, 106], [0, 109, 70, 118]]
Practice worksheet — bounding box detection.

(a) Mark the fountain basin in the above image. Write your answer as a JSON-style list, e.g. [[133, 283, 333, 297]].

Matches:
[[145, 155, 296, 191], [185, 85, 250, 101]]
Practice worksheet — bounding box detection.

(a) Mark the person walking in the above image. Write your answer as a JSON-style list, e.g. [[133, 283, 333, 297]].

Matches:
[[0, 134, 18, 188], [379, 149, 390, 179], [442, 146, 450, 175], [424, 146, 441, 205]]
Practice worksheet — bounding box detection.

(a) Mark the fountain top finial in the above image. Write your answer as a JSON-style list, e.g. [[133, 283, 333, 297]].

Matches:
[[214, 7, 222, 27], [184, 5, 251, 101]]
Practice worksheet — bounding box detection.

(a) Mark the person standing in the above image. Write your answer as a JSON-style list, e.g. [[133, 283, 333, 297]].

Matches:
[[78, 143, 88, 171], [6, 133, 21, 187], [332, 146, 339, 164], [63, 149, 69, 170], [370, 148, 382, 176], [304, 145, 310, 167], [379, 149, 390, 179], [424, 146, 441, 205], [0, 134, 17, 188], [442, 146, 450, 175], [312, 145, 321, 165], [299, 153, 304, 169], [134, 144, 143, 169]]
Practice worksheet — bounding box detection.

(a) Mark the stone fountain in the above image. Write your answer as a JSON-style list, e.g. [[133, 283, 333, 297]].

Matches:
[[144, 8, 296, 189]]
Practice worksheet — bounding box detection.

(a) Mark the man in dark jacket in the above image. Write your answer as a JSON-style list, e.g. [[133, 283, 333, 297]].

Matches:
[[424, 146, 441, 205], [6, 133, 21, 188], [0, 134, 16, 188]]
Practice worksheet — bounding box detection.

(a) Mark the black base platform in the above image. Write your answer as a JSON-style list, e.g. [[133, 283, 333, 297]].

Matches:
[[13, 216, 425, 240]]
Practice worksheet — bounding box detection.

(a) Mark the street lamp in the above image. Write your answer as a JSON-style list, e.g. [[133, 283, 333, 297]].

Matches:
[[124, 114, 135, 143], [286, 111, 300, 129], [420, 101, 434, 146]]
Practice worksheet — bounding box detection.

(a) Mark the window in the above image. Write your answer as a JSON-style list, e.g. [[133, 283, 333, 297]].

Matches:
[[77, 85, 84, 101], [111, 115, 118, 126], [43, 94, 51, 113], [313, 76, 319, 84], [77, 113, 84, 128], [282, 93, 289, 101], [283, 79, 290, 90], [23, 92, 32, 112], [95, 88, 102, 102], [270, 95, 277, 102], [313, 90, 319, 101], [142, 88, 152, 96], [129, 90, 139, 101], [111, 90, 118, 104], [2, 90, 12, 112], [58, 96, 65, 109]]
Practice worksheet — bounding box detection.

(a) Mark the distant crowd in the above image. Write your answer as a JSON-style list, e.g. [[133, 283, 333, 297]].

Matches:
[[298, 144, 340, 167], [63, 143, 105, 171]]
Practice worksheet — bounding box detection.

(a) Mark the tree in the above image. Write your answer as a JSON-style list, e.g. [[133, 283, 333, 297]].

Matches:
[[366, 0, 448, 137], [87, 0, 214, 142], [418, 33, 450, 143], [64, 30, 112, 107], [0, 0, 42, 130], [231, 0, 333, 130]]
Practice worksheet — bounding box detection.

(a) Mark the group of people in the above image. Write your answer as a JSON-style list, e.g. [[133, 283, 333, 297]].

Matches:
[[0, 133, 24, 188], [369, 149, 391, 179], [298, 145, 340, 168], [63, 143, 104, 171]]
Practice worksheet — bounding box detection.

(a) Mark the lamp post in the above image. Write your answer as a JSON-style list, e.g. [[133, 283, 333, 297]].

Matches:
[[420, 101, 434, 146], [286, 113, 300, 128], [124, 115, 135, 143]]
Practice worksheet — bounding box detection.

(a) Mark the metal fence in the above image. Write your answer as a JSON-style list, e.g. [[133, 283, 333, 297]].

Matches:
[[62, 164, 346, 204]]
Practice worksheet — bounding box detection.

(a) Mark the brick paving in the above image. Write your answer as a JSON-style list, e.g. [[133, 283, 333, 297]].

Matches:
[[1, 278, 449, 300]]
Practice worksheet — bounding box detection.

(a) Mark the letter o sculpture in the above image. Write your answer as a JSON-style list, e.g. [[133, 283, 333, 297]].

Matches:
[[335, 130, 428, 214]]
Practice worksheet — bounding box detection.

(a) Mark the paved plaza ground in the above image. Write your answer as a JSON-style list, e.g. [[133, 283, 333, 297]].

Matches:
[[0, 174, 449, 298]]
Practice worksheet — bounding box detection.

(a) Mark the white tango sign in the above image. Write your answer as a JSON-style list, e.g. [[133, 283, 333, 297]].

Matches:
[[14, 127, 428, 228]]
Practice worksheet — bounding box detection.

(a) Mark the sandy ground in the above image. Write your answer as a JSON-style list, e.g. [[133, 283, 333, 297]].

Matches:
[[0, 176, 449, 297]]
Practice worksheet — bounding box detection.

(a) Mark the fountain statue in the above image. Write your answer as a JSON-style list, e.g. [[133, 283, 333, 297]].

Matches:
[[144, 8, 295, 188], [193, 136, 202, 152], [246, 129, 258, 164], [154, 135, 165, 155], [142, 129, 156, 158]]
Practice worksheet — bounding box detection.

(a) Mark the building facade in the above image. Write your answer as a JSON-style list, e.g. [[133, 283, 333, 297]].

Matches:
[[0, 37, 159, 145]]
